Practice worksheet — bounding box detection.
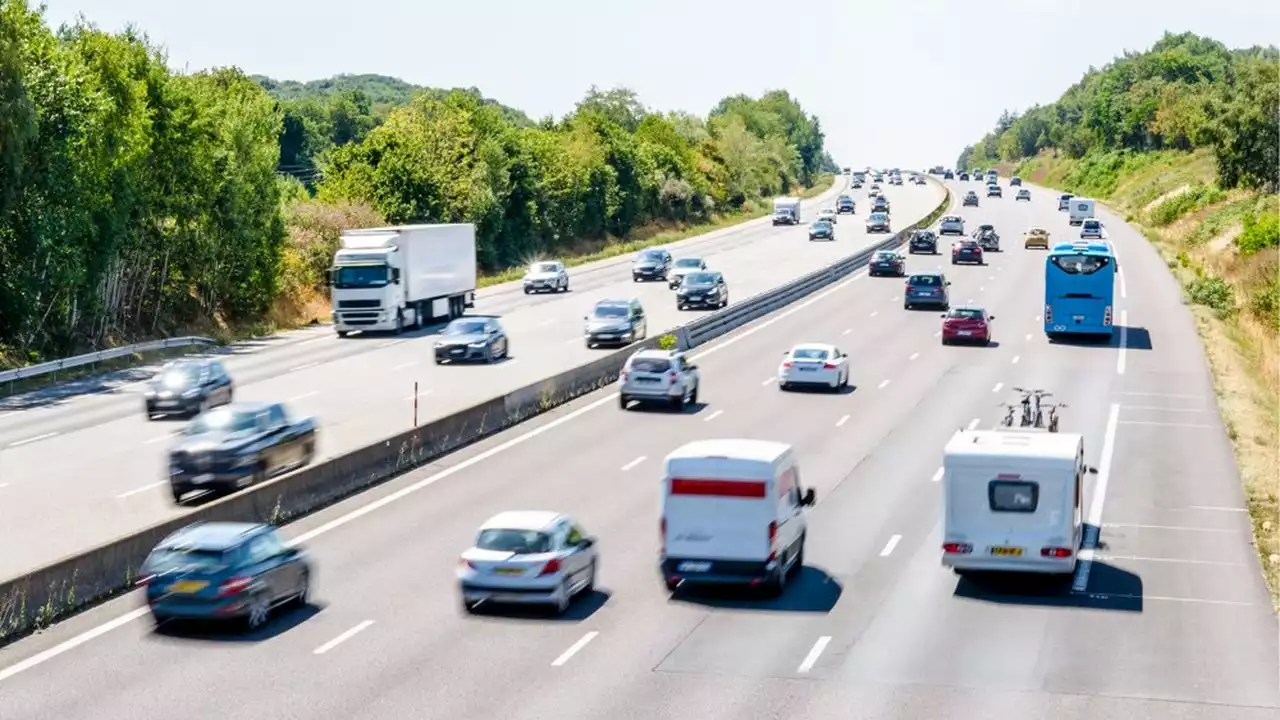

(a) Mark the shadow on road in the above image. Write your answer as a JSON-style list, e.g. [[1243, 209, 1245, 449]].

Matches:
[[465, 589, 611, 623], [670, 566, 842, 613], [150, 601, 323, 643], [952, 561, 1143, 613]]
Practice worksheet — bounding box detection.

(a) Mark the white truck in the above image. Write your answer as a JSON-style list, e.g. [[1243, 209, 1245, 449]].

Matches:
[[772, 197, 801, 226], [327, 223, 477, 337], [1068, 198, 1096, 226]]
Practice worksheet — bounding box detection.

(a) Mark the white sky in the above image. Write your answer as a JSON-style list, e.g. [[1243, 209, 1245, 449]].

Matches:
[[36, 0, 1280, 170]]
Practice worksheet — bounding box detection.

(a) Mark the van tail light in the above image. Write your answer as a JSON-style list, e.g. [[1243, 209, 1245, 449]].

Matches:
[[218, 576, 253, 597], [1040, 547, 1074, 559], [1103, 305, 1113, 326], [539, 558, 562, 576], [942, 543, 972, 554], [1044, 305, 1052, 324], [767, 521, 778, 562], [660, 517, 667, 554]]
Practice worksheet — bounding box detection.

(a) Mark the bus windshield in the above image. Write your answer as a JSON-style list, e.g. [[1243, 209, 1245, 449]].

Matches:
[[1049, 254, 1111, 275]]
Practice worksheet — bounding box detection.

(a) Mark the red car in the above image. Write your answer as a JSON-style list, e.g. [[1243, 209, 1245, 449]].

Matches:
[[941, 307, 994, 345]]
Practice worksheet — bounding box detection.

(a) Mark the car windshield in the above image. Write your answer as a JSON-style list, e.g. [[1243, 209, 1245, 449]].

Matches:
[[874, 252, 897, 260], [593, 304, 629, 319], [684, 272, 716, 285], [947, 308, 984, 320], [674, 258, 702, 268], [185, 407, 258, 435], [979, 225, 993, 232], [637, 251, 663, 262], [332, 264, 389, 289], [870, 213, 887, 221], [791, 347, 830, 361], [475, 529, 553, 554], [812, 221, 831, 229], [909, 275, 941, 286], [530, 262, 559, 273], [154, 365, 199, 388], [1050, 254, 1112, 274], [444, 320, 488, 335], [629, 357, 671, 373], [1083, 221, 1100, 230], [143, 547, 230, 574]]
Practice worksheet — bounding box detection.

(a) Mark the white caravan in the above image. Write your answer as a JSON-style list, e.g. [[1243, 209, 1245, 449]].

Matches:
[[772, 197, 801, 225]]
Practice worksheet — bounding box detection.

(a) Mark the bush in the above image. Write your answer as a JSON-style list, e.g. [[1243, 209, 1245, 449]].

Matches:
[[1149, 183, 1227, 226], [1186, 275, 1237, 316], [1249, 278, 1280, 331], [1237, 210, 1280, 255]]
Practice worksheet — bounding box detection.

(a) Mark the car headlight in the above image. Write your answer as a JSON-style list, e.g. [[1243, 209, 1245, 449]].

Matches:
[[468, 341, 488, 348]]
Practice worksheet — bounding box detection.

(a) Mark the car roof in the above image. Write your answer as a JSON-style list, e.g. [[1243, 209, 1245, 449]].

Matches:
[[160, 359, 213, 371], [214, 401, 273, 414], [949, 305, 986, 313], [595, 298, 631, 306], [159, 521, 266, 551], [675, 256, 703, 262], [790, 342, 836, 353], [480, 511, 563, 532], [632, 348, 683, 360]]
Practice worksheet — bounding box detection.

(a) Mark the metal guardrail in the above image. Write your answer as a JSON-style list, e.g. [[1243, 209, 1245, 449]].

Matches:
[[0, 336, 217, 385]]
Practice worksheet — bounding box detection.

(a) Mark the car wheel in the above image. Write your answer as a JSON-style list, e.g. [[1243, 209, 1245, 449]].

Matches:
[[170, 485, 187, 504], [523, 287, 531, 295], [689, 384, 699, 405], [553, 581, 571, 615], [665, 578, 681, 593], [619, 395, 629, 410], [585, 560, 597, 594], [461, 599, 479, 614], [904, 303, 911, 310], [244, 592, 270, 631], [766, 559, 788, 598], [301, 441, 315, 466], [291, 569, 310, 608], [790, 535, 806, 577]]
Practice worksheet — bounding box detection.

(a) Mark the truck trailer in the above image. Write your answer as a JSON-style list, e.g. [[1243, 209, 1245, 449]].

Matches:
[[327, 223, 477, 337], [772, 197, 801, 225]]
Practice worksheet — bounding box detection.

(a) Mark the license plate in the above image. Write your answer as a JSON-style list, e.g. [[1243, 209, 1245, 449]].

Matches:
[[494, 567, 524, 576], [191, 473, 213, 484], [990, 546, 1023, 557], [596, 334, 615, 340], [636, 377, 659, 383], [957, 330, 972, 336], [688, 296, 702, 302], [678, 561, 711, 572], [800, 367, 817, 372], [156, 400, 176, 407], [169, 580, 208, 594], [1073, 316, 1084, 322]]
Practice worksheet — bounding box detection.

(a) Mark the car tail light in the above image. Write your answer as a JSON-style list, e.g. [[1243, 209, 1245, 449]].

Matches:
[[539, 558, 562, 576], [1041, 547, 1073, 558], [823, 362, 837, 369], [1103, 305, 1113, 326], [459, 558, 476, 570], [1044, 305, 1052, 324], [619, 371, 629, 381], [668, 372, 678, 383], [218, 576, 253, 597], [767, 521, 778, 562], [782, 361, 792, 369], [942, 542, 972, 554]]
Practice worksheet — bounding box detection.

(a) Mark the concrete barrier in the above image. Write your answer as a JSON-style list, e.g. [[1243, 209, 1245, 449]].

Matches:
[[0, 179, 950, 648]]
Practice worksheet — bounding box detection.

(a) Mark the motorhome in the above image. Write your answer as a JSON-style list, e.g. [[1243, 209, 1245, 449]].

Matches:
[[772, 197, 801, 225], [1068, 198, 1096, 226]]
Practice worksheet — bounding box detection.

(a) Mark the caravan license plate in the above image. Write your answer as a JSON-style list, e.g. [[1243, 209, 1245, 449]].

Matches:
[[678, 561, 711, 572], [990, 546, 1023, 557]]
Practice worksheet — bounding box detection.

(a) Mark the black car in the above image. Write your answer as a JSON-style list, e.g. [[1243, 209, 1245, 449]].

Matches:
[[952, 240, 985, 265], [904, 273, 951, 310], [676, 271, 729, 310], [836, 195, 856, 214], [144, 359, 235, 420], [140, 522, 311, 630], [1010, 176, 1022, 186], [908, 230, 938, 254], [631, 248, 672, 282], [585, 298, 647, 348], [869, 251, 906, 277], [958, 172, 969, 181], [434, 317, 509, 364], [943, 170, 954, 179], [809, 219, 835, 241], [168, 403, 317, 504], [871, 196, 890, 214]]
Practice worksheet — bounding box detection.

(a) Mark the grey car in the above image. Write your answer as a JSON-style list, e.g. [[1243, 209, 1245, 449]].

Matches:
[[865, 212, 891, 233], [632, 248, 671, 282], [676, 271, 729, 310], [987, 184, 1002, 198], [618, 349, 700, 410], [809, 219, 835, 241], [962, 191, 979, 207], [1016, 188, 1031, 201], [871, 196, 890, 214], [434, 317, 510, 364], [522, 260, 569, 294], [584, 298, 647, 348], [939, 215, 965, 236], [667, 256, 706, 289]]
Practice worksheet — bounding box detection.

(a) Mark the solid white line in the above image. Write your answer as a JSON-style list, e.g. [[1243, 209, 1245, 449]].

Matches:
[[1011, 355, 1020, 365], [761, 377, 776, 386], [1025, 333, 1032, 341], [797, 636, 832, 674], [1120, 406, 1208, 413], [1188, 505, 1247, 512], [869, 311, 878, 318], [1073, 403, 1120, 592], [0, 608, 149, 683], [1119, 420, 1215, 428], [1073, 591, 1255, 607], [289, 362, 320, 372], [966, 418, 980, 430], [9, 432, 58, 448], [909, 352, 919, 361], [991, 382, 1003, 393], [835, 414, 850, 428], [289, 391, 319, 402], [1115, 391, 1205, 398], [930, 466, 944, 483], [313, 620, 375, 655], [144, 432, 178, 445], [116, 482, 164, 499], [877, 379, 890, 389], [1095, 554, 1246, 567], [376, 340, 402, 349], [1116, 310, 1128, 375], [551, 631, 599, 667], [703, 410, 724, 422], [621, 456, 646, 472], [1105, 523, 1241, 533], [879, 535, 902, 557], [391, 361, 418, 371]]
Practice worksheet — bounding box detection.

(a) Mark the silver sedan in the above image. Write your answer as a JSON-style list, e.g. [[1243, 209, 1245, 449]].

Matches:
[[457, 511, 599, 615]]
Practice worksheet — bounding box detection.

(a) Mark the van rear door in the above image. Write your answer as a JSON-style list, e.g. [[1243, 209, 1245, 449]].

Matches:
[[663, 477, 773, 562]]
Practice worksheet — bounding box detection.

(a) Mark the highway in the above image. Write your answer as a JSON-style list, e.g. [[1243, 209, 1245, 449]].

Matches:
[[0, 176, 1274, 719], [0, 174, 950, 579]]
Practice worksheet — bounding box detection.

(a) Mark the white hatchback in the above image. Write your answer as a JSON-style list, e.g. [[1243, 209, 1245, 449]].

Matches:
[[457, 511, 599, 615], [777, 343, 850, 391]]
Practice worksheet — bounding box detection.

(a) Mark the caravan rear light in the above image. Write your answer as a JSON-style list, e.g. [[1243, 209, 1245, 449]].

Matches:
[[767, 521, 778, 562], [942, 542, 972, 554], [1044, 305, 1052, 324], [1040, 547, 1073, 559], [1103, 305, 1113, 326]]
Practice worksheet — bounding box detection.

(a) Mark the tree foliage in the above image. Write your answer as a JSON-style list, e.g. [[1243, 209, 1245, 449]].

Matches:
[[957, 32, 1279, 191]]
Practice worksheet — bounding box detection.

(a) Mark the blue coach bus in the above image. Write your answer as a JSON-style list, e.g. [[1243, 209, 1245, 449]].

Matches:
[[1044, 240, 1117, 341]]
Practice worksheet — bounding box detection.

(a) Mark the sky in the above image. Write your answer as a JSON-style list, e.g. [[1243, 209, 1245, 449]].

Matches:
[[35, 0, 1280, 171]]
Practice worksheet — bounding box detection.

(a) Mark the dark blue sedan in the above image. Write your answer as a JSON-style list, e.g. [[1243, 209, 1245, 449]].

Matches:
[[138, 522, 311, 630]]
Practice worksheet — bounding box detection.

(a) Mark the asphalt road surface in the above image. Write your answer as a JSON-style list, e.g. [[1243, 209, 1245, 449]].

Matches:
[[0, 174, 949, 579], [0, 175, 1274, 719]]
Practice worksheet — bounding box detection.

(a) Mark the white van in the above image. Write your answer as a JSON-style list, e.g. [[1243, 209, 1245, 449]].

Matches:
[[1068, 198, 1096, 226], [941, 430, 1092, 577], [660, 439, 815, 595]]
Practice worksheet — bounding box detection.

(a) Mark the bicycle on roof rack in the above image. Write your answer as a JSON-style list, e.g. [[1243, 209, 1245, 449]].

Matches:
[[999, 387, 1066, 432]]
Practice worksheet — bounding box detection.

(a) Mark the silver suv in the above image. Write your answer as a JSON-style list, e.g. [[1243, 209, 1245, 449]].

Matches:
[[618, 349, 700, 410], [939, 215, 965, 236]]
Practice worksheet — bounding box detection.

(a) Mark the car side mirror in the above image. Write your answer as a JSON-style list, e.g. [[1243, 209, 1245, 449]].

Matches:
[[989, 315, 995, 320], [581, 536, 596, 548], [1087, 466, 1099, 475], [946, 281, 952, 285], [583, 315, 589, 321], [686, 364, 698, 371], [802, 488, 816, 506]]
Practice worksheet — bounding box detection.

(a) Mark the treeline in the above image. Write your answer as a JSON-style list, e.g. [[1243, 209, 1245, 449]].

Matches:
[[957, 32, 1279, 192], [0, 0, 834, 362]]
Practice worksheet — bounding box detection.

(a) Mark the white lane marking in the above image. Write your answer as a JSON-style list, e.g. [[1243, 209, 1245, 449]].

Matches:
[[836, 414, 850, 428], [988, 276, 996, 281], [551, 631, 599, 667], [391, 361, 419, 371], [313, 620, 375, 655], [966, 418, 980, 430], [877, 379, 890, 389], [1035, 315, 1042, 322], [979, 287, 984, 292], [1025, 333, 1032, 341], [703, 410, 724, 422], [1119, 268, 1128, 299], [869, 311, 878, 318], [536, 319, 556, 328], [930, 466, 944, 483], [879, 535, 902, 557], [8, 432, 58, 448], [0, 608, 149, 683], [1115, 391, 1205, 399], [842, 328, 852, 335], [1073, 591, 1256, 607], [797, 636, 832, 674], [1072, 403, 1120, 592], [908, 352, 919, 361], [1119, 420, 1214, 428], [565, 337, 583, 345], [621, 456, 646, 472], [1094, 554, 1246, 567], [116, 482, 164, 499], [1105, 523, 1242, 533], [991, 382, 1003, 393], [403, 389, 434, 402], [0, 483, 8, 489], [1116, 310, 1128, 375], [1011, 355, 1020, 365], [289, 391, 319, 402], [932, 331, 941, 338], [376, 340, 402, 349], [1120, 406, 1208, 413], [145, 432, 178, 445], [1189, 505, 1247, 512], [761, 377, 776, 386], [289, 361, 320, 372], [966, 298, 974, 304]]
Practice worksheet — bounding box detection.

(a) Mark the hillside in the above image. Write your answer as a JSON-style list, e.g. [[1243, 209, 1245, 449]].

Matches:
[[0, 0, 836, 369], [958, 31, 1279, 604]]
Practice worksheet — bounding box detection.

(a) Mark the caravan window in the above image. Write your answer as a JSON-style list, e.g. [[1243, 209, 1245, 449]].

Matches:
[[988, 480, 1039, 513]]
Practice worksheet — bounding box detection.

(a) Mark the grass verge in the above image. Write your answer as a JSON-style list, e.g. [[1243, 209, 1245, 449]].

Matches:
[[1017, 148, 1279, 608]]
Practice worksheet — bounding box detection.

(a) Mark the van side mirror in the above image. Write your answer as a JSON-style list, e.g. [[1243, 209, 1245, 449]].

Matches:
[[1087, 466, 1099, 474], [802, 488, 816, 506], [324, 269, 335, 287], [390, 268, 402, 284], [988, 315, 995, 320]]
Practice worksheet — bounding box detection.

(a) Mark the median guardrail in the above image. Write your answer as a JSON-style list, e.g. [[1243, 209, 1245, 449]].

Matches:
[[0, 178, 950, 648], [0, 336, 217, 387]]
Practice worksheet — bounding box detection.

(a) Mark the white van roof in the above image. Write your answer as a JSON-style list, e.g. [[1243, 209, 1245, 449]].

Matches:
[[944, 430, 1080, 462], [665, 439, 791, 464]]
